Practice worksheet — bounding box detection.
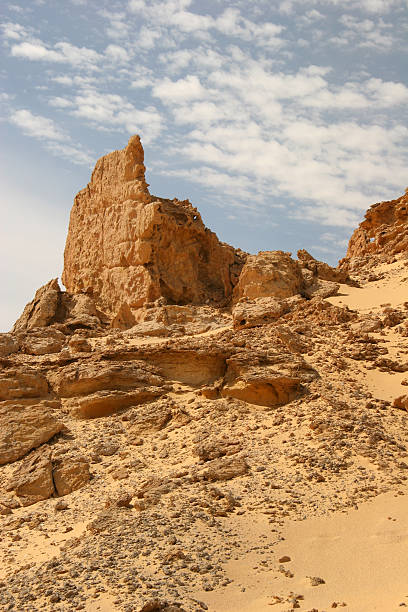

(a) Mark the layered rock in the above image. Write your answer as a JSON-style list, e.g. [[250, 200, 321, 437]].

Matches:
[[345, 189, 408, 259], [62, 135, 244, 318]]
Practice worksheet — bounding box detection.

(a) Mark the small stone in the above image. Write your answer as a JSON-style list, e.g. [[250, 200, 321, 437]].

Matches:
[[279, 555, 291, 563], [55, 500, 69, 511], [309, 576, 325, 586]]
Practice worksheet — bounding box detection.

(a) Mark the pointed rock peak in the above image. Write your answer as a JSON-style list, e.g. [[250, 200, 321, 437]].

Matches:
[[124, 134, 147, 182]]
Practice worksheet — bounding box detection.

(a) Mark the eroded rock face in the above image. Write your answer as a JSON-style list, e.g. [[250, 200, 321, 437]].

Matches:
[[345, 189, 408, 259], [62, 135, 245, 317]]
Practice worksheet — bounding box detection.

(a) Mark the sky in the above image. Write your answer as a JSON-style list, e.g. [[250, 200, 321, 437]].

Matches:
[[1, 0, 407, 331]]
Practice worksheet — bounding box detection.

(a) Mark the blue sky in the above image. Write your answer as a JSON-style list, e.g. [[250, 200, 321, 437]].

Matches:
[[1, 0, 407, 331]]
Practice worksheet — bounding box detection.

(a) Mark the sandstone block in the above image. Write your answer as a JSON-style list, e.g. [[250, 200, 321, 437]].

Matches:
[[10, 447, 55, 506], [53, 456, 90, 496], [233, 251, 303, 302], [0, 333, 19, 357], [0, 402, 64, 465]]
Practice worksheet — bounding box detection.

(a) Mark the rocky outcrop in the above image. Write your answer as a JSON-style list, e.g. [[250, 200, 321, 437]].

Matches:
[[344, 189, 408, 259], [62, 135, 245, 319], [297, 249, 350, 284], [221, 349, 317, 408]]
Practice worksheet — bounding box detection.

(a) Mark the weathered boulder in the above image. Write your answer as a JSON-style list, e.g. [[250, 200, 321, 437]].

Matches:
[[68, 388, 163, 419], [0, 402, 64, 465], [52, 455, 90, 496], [126, 403, 172, 440], [13, 279, 102, 332], [13, 279, 61, 332], [194, 438, 242, 462], [393, 395, 408, 410], [0, 368, 49, 401], [62, 135, 245, 317], [232, 296, 296, 330], [200, 456, 249, 482], [297, 249, 350, 283], [21, 327, 66, 355], [233, 251, 303, 302], [47, 360, 163, 397], [10, 447, 55, 506], [0, 333, 19, 357]]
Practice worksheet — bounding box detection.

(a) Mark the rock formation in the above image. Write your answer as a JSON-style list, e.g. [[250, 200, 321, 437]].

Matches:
[[62, 135, 245, 319], [2, 137, 408, 612], [345, 188, 408, 259]]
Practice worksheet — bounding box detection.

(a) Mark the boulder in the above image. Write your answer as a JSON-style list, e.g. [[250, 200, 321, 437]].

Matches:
[[0, 333, 19, 357], [0, 402, 64, 465], [22, 327, 66, 355], [13, 279, 61, 332], [297, 249, 350, 283], [221, 351, 317, 408], [52, 455, 90, 496], [0, 368, 49, 401], [232, 297, 291, 329], [47, 360, 164, 398], [343, 189, 408, 260], [10, 447, 55, 506], [233, 251, 303, 302], [201, 456, 249, 482], [126, 403, 173, 440]]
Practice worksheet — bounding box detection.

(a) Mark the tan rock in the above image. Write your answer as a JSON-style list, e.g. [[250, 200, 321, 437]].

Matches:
[[53, 456, 90, 496], [343, 189, 408, 260], [232, 297, 290, 329], [62, 135, 244, 318], [393, 395, 408, 410], [22, 327, 66, 355], [126, 403, 172, 439], [233, 251, 303, 302], [297, 249, 350, 283], [10, 447, 55, 506], [0, 402, 64, 465], [201, 456, 249, 482], [13, 279, 61, 332], [69, 388, 163, 419], [194, 438, 242, 461], [0, 368, 49, 401], [111, 303, 136, 330], [303, 277, 340, 299], [221, 351, 317, 408], [48, 360, 163, 398], [0, 333, 19, 357]]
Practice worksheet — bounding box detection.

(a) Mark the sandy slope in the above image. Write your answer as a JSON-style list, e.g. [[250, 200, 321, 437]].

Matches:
[[2, 256, 408, 612]]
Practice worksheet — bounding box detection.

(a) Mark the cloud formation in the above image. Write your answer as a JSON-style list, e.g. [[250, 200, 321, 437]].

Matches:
[[2, 0, 408, 230]]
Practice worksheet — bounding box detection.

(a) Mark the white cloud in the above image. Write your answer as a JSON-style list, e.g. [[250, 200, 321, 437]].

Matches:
[[105, 44, 130, 63], [10, 38, 101, 69], [9, 109, 94, 165], [10, 109, 65, 140], [152, 75, 205, 102]]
